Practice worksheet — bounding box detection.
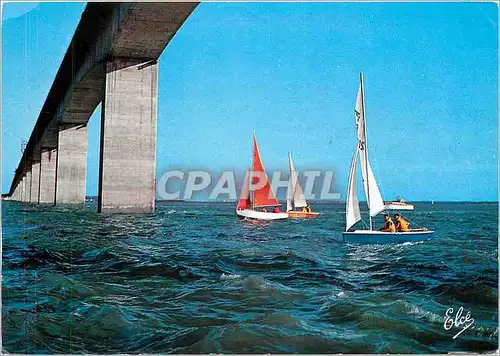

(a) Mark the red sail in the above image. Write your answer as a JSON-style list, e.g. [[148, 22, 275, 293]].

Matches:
[[251, 134, 280, 207], [237, 169, 250, 210]]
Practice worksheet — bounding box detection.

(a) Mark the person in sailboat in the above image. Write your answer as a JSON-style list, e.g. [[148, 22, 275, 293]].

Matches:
[[273, 206, 280, 213], [379, 214, 396, 232], [300, 205, 312, 213], [393, 214, 410, 232]]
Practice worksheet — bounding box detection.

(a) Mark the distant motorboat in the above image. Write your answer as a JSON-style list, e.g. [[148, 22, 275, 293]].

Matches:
[[236, 133, 288, 221], [342, 73, 434, 244], [385, 197, 415, 211], [286, 152, 319, 219]]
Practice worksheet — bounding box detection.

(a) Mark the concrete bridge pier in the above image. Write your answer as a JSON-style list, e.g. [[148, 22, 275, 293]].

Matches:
[[13, 179, 22, 201], [23, 177, 27, 202], [55, 123, 88, 204], [16, 179, 21, 201], [98, 59, 158, 213], [38, 122, 59, 204], [39, 148, 58, 204], [24, 170, 32, 202], [30, 161, 41, 203], [20, 178, 25, 202], [29, 145, 41, 203], [11, 184, 18, 201]]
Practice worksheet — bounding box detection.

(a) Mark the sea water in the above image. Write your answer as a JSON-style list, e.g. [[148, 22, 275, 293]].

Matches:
[[2, 201, 498, 353]]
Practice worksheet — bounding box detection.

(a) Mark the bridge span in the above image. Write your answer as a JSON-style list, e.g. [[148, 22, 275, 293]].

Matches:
[[6, 2, 199, 213]]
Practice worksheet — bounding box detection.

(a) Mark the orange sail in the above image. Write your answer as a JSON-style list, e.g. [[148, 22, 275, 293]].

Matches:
[[251, 134, 280, 208], [237, 169, 250, 210]]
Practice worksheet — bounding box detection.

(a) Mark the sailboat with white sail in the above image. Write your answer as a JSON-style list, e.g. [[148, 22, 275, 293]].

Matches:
[[236, 133, 288, 220], [286, 152, 319, 218], [342, 73, 434, 244]]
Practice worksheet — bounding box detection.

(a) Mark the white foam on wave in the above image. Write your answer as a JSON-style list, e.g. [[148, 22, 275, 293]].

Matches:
[[399, 241, 424, 247], [469, 324, 499, 338], [240, 248, 259, 256], [221, 273, 241, 280], [406, 304, 441, 323]]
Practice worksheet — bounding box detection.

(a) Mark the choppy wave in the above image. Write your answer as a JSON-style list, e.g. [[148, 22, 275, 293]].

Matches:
[[2, 201, 498, 353]]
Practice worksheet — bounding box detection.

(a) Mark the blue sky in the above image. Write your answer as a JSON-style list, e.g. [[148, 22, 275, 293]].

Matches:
[[2, 2, 498, 201]]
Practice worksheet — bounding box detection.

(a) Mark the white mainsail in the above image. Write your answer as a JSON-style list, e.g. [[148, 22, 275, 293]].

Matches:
[[355, 86, 366, 150], [346, 148, 361, 231], [355, 76, 386, 220], [287, 152, 307, 212]]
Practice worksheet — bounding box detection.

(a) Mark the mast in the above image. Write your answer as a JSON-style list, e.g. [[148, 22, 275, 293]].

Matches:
[[248, 167, 253, 209], [251, 131, 255, 209], [287, 152, 294, 211], [360, 72, 372, 230]]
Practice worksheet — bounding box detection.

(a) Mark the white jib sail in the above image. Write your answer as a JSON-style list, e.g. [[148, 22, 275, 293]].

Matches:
[[346, 148, 361, 231], [286, 180, 293, 212], [287, 152, 307, 212], [359, 153, 386, 217], [355, 81, 386, 218], [293, 181, 307, 208]]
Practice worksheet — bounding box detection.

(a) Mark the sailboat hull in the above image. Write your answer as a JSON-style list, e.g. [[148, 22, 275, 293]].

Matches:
[[342, 230, 434, 244], [236, 209, 289, 220], [287, 211, 319, 218]]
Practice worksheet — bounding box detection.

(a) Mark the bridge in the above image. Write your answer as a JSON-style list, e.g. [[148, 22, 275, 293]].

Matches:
[[5, 2, 199, 213]]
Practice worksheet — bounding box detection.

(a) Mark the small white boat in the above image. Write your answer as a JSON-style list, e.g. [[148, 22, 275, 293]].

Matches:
[[385, 197, 414, 211], [286, 152, 319, 218], [342, 73, 434, 244], [236, 133, 288, 221]]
